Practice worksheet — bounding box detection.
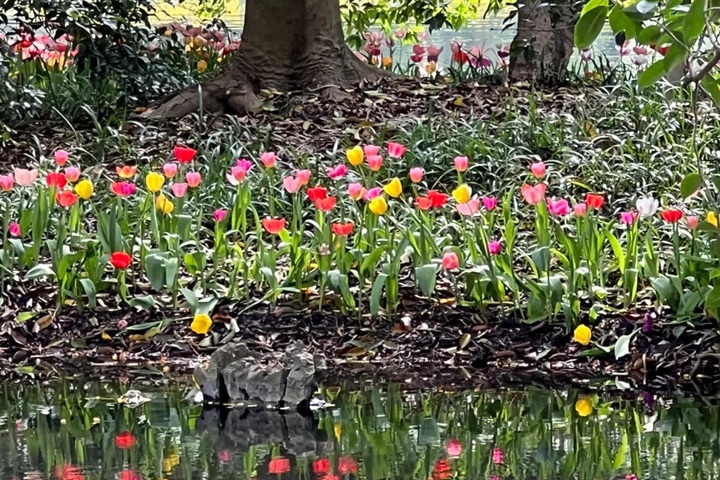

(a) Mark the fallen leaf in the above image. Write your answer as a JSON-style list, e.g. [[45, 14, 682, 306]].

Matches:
[[33, 314, 53, 333]]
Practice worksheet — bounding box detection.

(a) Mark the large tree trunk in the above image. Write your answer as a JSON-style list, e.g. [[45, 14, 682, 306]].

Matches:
[[508, 0, 580, 85], [144, 0, 386, 118]]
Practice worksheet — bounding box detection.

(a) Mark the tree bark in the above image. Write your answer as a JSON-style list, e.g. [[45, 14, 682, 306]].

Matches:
[[508, 0, 580, 85], [144, 0, 387, 118]]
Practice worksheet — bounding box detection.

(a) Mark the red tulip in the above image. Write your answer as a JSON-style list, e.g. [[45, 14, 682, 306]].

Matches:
[[338, 456, 358, 475], [433, 459, 452, 480], [314, 196, 336, 212], [442, 252, 460, 270], [307, 186, 328, 202], [262, 217, 286, 234], [428, 190, 448, 208], [115, 431, 136, 449], [332, 222, 354, 236], [110, 252, 132, 270], [110, 181, 137, 197], [55, 191, 77, 208], [586, 193, 605, 209], [661, 208, 683, 223], [46, 172, 67, 190], [174, 145, 197, 163], [268, 457, 291, 475], [313, 458, 330, 474], [416, 196, 433, 210]]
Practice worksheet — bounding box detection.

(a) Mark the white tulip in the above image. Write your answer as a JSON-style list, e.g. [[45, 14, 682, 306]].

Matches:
[[636, 196, 659, 218]]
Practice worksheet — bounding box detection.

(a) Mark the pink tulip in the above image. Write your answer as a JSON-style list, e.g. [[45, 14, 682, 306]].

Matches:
[[442, 252, 460, 270], [482, 196, 497, 211], [409, 167, 424, 183], [283, 176, 302, 193], [446, 439, 462, 457], [171, 183, 188, 198], [367, 155, 383, 171], [574, 202, 587, 217], [54, 149, 69, 166], [260, 152, 277, 168], [620, 211, 638, 225], [387, 142, 407, 159], [295, 169, 311, 185], [214, 209, 228, 222], [0, 174, 13, 191], [521, 183, 546, 205], [456, 199, 480, 216], [531, 161, 546, 179], [454, 156, 469, 172], [364, 187, 383, 201], [327, 164, 347, 180], [488, 240, 502, 255], [186, 171, 202, 187], [364, 145, 380, 157], [13, 168, 38, 187], [236, 158, 254, 172], [687, 215, 699, 231], [547, 198, 571, 216], [163, 163, 178, 178], [64, 167, 80, 183], [492, 447, 504, 465], [348, 182, 365, 200], [8, 222, 20, 237], [227, 164, 249, 186]]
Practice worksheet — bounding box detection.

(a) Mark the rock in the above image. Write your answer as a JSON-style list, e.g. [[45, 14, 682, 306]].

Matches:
[[283, 341, 319, 406], [193, 343, 260, 401]]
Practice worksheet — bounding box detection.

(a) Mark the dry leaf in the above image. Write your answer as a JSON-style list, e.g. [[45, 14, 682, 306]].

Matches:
[[33, 314, 53, 333]]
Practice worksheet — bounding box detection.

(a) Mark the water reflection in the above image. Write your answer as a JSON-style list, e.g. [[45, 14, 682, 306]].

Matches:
[[0, 381, 717, 479]]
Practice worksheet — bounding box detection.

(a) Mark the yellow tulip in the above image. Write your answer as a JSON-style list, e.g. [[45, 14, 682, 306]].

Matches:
[[346, 146, 364, 166], [575, 398, 593, 417], [383, 177, 403, 198], [452, 184, 471, 204], [146, 172, 165, 193], [369, 196, 388, 215], [197, 59, 207, 73], [334, 422, 342, 440], [155, 193, 174, 215], [707, 211, 718, 227], [75, 179, 94, 200], [382, 56, 393, 68], [573, 324, 591, 345], [191, 313, 212, 335], [426, 61, 437, 75]]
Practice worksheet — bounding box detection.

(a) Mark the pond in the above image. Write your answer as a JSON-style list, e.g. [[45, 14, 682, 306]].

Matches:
[[1, 380, 717, 480]]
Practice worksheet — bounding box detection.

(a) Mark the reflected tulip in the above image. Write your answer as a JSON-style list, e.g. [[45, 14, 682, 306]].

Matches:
[[268, 457, 291, 475], [115, 431, 136, 449], [575, 397, 593, 417], [313, 458, 330, 474], [492, 447, 504, 464], [445, 438, 462, 457], [338, 456, 358, 475]]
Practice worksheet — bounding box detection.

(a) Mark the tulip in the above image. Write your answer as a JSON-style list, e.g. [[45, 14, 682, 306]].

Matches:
[[314, 196, 337, 212], [191, 313, 212, 334], [55, 191, 78, 208], [171, 183, 188, 198], [332, 222, 354, 236], [383, 177, 403, 198], [115, 431, 136, 449], [428, 190, 448, 208], [227, 165, 248, 185], [145, 172, 165, 193], [262, 217, 286, 234], [492, 447, 504, 465], [174, 145, 197, 163], [661, 208, 683, 223], [348, 183, 365, 200], [573, 324, 591, 345], [530, 161, 546, 178], [8, 222, 20, 237], [186, 171, 202, 187], [307, 186, 328, 202], [446, 439, 462, 457], [46, 172, 67, 190], [454, 156, 469, 172], [13, 168, 38, 187], [155, 193, 174, 214], [260, 152, 277, 168], [110, 251, 132, 270], [214, 209, 228, 222], [313, 459, 330, 475], [387, 142, 407, 159], [416, 196, 433, 210], [54, 149, 69, 166], [364, 187, 383, 201], [441, 252, 459, 270], [636, 196, 658, 218], [521, 183, 546, 205], [363, 145, 380, 157], [116, 165, 137, 179], [64, 167, 80, 183], [456, 199, 480, 216], [236, 158, 253, 172], [111, 182, 137, 197], [295, 169, 311, 185], [0, 174, 13, 191], [708, 211, 718, 227], [283, 176, 302, 193], [452, 184, 472, 204], [163, 163, 178, 178], [547, 197, 571, 216], [586, 193, 604, 209], [346, 146, 364, 166], [687, 215, 699, 231], [327, 164, 347, 180], [367, 155, 383, 171], [620, 211, 638, 225], [75, 179, 94, 200], [482, 196, 498, 211], [574, 202, 587, 217], [488, 240, 502, 255], [575, 398, 593, 417], [269, 458, 291, 475], [409, 167, 424, 183], [369, 196, 388, 215]]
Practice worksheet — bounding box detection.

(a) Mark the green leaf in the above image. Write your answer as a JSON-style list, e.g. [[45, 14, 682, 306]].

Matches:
[[79, 279, 97, 309], [415, 264, 438, 297], [145, 253, 166, 291], [581, 0, 609, 15], [128, 295, 156, 310], [165, 258, 179, 286], [180, 288, 199, 311], [638, 60, 667, 88], [574, 6, 609, 49], [637, 25, 662, 44], [609, 5, 639, 38], [701, 75, 720, 104], [663, 42, 687, 72], [680, 172, 703, 198], [705, 285, 720, 309], [614, 334, 632, 359], [370, 273, 388, 318], [683, 0, 706, 42], [25, 264, 55, 280], [605, 228, 626, 273]]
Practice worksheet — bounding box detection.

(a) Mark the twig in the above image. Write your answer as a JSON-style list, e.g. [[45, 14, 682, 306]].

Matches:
[[683, 49, 720, 86]]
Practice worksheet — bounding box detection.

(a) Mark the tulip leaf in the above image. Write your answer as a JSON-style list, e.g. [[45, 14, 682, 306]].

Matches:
[[128, 295, 156, 310], [415, 264, 438, 297], [145, 253, 166, 291], [370, 273, 388, 318], [705, 285, 720, 309], [79, 279, 97, 309], [180, 288, 199, 311], [680, 172, 703, 199], [25, 263, 55, 280]]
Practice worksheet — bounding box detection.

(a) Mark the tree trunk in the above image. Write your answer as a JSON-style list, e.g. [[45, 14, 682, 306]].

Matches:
[[144, 0, 386, 118], [508, 0, 580, 85]]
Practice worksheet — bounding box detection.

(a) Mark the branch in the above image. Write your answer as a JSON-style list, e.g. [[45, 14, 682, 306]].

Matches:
[[683, 49, 720, 86]]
